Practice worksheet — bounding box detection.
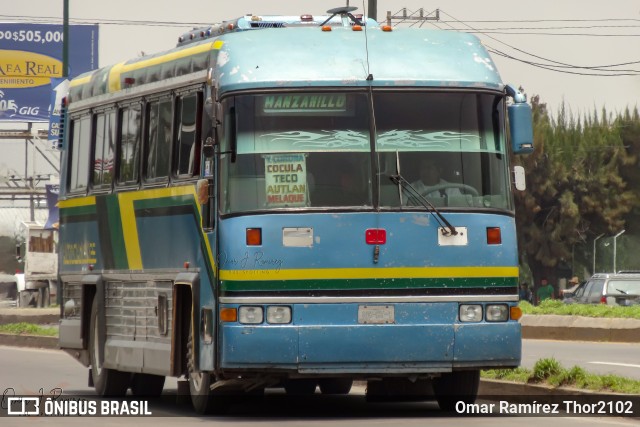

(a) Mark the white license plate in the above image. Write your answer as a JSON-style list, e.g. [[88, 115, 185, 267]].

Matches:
[[358, 305, 394, 324]]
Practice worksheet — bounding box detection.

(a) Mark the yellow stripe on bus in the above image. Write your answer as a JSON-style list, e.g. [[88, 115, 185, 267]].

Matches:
[[58, 196, 96, 208], [107, 41, 221, 93], [69, 74, 92, 88], [220, 266, 519, 281], [118, 186, 206, 271]]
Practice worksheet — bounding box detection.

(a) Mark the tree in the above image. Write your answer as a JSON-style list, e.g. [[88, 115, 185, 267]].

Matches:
[[514, 97, 635, 291]]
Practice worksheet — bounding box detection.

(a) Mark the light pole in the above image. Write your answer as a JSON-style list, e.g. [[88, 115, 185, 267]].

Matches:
[[593, 233, 604, 273], [613, 229, 625, 273]]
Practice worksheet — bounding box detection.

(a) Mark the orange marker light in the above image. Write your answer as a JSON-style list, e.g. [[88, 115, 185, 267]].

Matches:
[[246, 228, 262, 246], [322, 25, 332, 32], [382, 25, 393, 32], [352, 25, 363, 31], [510, 306, 522, 321], [486, 227, 502, 245], [220, 308, 238, 322]]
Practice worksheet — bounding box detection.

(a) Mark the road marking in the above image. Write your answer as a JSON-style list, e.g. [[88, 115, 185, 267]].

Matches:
[[590, 361, 640, 369]]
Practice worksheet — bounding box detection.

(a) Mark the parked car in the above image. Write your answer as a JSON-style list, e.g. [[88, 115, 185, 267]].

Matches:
[[567, 273, 640, 306], [562, 281, 586, 304]]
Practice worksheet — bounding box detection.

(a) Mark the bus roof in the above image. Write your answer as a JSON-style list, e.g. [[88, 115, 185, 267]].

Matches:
[[69, 25, 503, 103], [214, 26, 502, 93]]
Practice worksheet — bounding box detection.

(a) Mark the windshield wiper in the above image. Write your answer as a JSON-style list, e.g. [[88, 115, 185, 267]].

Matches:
[[615, 288, 629, 295], [390, 174, 458, 236]]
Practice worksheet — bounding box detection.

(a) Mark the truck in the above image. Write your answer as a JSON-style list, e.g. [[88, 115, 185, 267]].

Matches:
[[16, 221, 58, 307]]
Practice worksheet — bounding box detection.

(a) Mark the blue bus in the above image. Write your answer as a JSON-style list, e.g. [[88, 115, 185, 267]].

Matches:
[[58, 8, 533, 413]]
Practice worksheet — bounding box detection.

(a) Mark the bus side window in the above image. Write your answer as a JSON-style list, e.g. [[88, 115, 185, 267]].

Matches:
[[92, 109, 116, 190], [68, 114, 91, 193], [174, 92, 202, 178], [117, 103, 142, 186], [145, 97, 173, 182]]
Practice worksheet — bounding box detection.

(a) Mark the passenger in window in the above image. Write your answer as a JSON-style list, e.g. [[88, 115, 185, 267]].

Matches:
[[410, 157, 461, 199]]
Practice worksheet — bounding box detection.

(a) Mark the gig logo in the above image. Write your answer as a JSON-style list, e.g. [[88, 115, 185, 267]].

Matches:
[[0, 89, 40, 117]]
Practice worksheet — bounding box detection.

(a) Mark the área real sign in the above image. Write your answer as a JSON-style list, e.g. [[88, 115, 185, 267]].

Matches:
[[0, 23, 98, 122]]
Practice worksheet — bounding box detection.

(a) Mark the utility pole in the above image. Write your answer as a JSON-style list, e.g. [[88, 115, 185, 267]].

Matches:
[[386, 8, 440, 26], [367, 0, 377, 21], [63, 0, 69, 78]]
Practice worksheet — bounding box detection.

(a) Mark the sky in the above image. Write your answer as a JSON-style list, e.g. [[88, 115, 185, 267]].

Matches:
[[3, 0, 639, 117]]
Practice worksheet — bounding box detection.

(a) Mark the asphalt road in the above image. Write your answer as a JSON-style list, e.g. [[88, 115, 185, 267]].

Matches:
[[0, 346, 638, 426], [522, 339, 640, 380]]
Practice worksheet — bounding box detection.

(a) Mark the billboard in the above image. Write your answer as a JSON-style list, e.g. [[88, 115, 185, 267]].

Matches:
[[0, 23, 98, 122]]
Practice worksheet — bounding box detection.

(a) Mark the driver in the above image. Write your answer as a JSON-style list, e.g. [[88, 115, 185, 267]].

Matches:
[[410, 157, 461, 199]]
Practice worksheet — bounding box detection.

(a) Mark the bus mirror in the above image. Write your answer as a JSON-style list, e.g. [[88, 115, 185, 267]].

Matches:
[[513, 166, 526, 191], [203, 137, 214, 157], [508, 102, 534, 155]]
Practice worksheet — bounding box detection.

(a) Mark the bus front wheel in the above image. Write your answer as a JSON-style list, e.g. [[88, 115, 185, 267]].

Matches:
[[89, 295, 130, 396], [187, 322, 223, 414], [432, 370, 480, 412]]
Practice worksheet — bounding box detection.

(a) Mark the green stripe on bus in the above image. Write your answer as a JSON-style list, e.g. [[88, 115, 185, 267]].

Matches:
[[133, 194, 195, 210], [105, 195, 128, 269], [60, 204, 96, 217], [220, 277, 517, 292]]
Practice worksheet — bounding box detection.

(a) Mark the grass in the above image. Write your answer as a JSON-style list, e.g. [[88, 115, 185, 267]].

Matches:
[[0, 322, 58, 337], [519, 299, 640, 319], [483, 358, 640, 394]]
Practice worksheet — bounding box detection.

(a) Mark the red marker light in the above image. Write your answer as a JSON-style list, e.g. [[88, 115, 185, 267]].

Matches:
[[365, 229, 387, 245], [486, 227, 502, 245], [246, 228, 262, 246]]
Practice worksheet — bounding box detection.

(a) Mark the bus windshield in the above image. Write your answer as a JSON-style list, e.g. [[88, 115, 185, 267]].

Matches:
[[220, 92, 372, 213], [220, 91, 510, 214], [375, 92, 510, 210]]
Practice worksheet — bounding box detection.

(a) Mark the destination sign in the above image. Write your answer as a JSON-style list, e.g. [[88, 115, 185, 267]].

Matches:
[[264, 154, 308, 207], [260, 94, 349, 115]]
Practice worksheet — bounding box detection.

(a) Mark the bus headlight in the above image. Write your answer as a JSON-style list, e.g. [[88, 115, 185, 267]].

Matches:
[[486, 304, 509, 322], [266, 306, 292, 324], [238, 306, 263, 324], [459, 304, 483, 322]]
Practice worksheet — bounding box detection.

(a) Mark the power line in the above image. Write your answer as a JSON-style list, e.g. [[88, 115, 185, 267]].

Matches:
[[431, 9, 640, 77], [0, 14, 208, 28]]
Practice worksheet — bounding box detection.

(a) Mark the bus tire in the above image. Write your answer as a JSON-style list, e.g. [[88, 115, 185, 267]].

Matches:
[[89, 295, 130, 396], [432, 370, 480, 412], [318, 378, 353, 395], [187, 321, 223, 414], [131, 373, 165, 397], [284, 379, 317, 395]]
